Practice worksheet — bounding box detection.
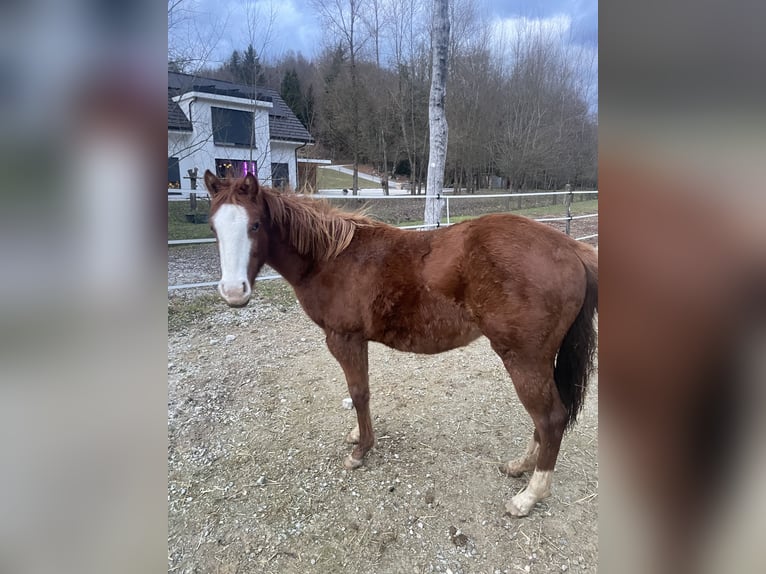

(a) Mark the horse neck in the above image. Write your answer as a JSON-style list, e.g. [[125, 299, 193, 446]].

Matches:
[[264, 219, 317, 286]]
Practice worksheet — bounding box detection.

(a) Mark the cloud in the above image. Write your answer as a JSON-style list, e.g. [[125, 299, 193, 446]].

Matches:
[[486, 0, 597, 47], [171, 0, 321, 65], [570, 0, 598, 47], [488, 11, 598, 114], [491, 13, 573, 45]]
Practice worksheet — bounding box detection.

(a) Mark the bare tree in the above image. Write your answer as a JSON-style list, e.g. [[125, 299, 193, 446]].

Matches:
[[311, 0, 369, 195], [168, 0, 228, 73], [443, 0, 495, 193], [363, 0, 384, 67], [168, 0, 231, 174], [424, 0, 449, 227], [385, 0, 429, 193], [489, 20, 565, 190], [242, 1, 278, 177]]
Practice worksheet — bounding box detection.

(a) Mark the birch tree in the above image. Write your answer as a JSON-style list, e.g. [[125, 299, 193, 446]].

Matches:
[[424, 0, 449, 226]]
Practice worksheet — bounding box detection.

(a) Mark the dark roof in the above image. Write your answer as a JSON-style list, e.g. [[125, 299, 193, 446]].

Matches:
[[168, 71, 313, 143], [168, 93, 192, 131], [168, 70, 272, 102], [264, 87, 315, 144]]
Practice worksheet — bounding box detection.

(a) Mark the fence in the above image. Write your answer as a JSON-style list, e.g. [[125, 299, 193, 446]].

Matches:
[[168, 189, 597, 291]]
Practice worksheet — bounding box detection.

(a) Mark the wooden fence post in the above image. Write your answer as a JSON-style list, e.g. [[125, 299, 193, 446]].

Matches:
[[564, 183, 573, 236]]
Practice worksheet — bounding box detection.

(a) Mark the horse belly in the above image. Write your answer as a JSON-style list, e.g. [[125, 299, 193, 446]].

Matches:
[[377, 303, 481, 354]]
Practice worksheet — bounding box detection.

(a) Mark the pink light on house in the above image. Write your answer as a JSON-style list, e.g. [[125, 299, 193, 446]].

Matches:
[[242, 161, 256, 177]]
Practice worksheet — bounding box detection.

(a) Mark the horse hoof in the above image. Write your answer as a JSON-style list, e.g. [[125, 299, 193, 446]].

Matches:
[[499, 462, 525, 478], [505, 497, 532, 518], [505, 486, 546, 517], [343, 455, 364, 470]]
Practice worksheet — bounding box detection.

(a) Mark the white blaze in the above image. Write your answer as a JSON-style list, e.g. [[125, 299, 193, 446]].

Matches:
[[212, 204, 252, 304]]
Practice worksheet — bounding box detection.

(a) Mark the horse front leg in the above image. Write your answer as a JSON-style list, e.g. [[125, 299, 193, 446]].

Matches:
[[325, 331, 373, 469]]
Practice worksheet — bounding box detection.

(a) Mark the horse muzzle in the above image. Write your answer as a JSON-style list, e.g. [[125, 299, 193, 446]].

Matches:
[[218, 279, 252, 307]]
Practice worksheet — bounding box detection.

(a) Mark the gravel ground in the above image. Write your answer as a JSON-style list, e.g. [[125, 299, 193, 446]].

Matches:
[[168, 302, 597, 573]]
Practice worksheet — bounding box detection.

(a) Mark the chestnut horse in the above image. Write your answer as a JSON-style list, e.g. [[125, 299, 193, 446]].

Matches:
[[204, 171, 598, 517]]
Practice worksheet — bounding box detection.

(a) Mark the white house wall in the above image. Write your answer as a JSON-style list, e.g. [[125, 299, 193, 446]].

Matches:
[[168, 92, 274, 188], [270, 141, 303, 190]]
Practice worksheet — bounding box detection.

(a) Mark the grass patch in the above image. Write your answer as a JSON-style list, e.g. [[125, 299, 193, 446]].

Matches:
[[507, 198, 598, 218], [254, 279, 296, 308], [168, 199, 213, 241], [168, 293, 223, 331], [168, 281, 298, 331], [317, 168, 380, 190], [402, 198, 599, 228]]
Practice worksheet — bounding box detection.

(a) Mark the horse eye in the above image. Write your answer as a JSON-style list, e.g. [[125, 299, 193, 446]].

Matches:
[[251, 222, 260, 232]]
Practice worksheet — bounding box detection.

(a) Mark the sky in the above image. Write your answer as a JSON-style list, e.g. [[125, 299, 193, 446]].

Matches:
[[171, 0, 597, 63], [169, 0, 597, 108]]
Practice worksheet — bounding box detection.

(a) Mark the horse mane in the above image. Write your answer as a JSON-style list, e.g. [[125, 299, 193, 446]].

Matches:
[[262, 188, 375, 260]]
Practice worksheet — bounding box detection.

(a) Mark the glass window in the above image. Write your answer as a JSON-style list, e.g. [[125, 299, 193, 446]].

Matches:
[[271, 162, 289, 188], [168, 157, 181, 188], [215, 159, 257, 179], [211, 107, 254, 147]]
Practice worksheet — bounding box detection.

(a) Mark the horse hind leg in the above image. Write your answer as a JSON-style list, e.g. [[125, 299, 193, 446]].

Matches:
[[500, 357, 568, 517], [499, 429, 540, 477]]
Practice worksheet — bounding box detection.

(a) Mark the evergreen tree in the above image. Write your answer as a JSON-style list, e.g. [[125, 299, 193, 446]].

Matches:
[[241, 44, 266, 86], [224, 50, 242, 80], [281, 68, 303, 121], [224, 45, 265, 87], [303, 83, 315, 131]]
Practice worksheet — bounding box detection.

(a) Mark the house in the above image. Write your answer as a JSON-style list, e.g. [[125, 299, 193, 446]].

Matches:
[[168, 71, 313, 193]]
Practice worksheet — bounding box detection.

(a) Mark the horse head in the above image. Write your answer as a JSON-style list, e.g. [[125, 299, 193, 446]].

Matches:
[[204, 170, 269, 307]]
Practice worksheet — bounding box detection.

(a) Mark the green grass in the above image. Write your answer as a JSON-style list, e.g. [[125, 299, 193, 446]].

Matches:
[[168, 282, 298, 330], [404, 198, 599, 227], [168, 198, 214, 241], [167, 293, 223, 331], [254, 279, 297, 307], [507, 198, 598, 218], [316, 167, 380, 190]]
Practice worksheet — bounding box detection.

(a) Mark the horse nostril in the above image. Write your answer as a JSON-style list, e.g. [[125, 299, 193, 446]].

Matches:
[[242, 282, 247, 294]]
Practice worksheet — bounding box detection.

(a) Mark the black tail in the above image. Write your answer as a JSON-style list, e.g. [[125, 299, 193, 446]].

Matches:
[[555, 251, 598, 431]]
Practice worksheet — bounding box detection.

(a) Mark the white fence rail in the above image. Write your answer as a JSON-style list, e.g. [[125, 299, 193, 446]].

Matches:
[[169, 189, 597, 291]]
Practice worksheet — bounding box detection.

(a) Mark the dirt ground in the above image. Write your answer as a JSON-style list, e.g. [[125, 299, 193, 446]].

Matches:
[[168, 282, 598, 574]]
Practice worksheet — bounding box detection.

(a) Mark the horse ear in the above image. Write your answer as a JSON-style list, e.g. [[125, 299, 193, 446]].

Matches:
[[242, 173, 260, 197], [204, 170, 221, 196]]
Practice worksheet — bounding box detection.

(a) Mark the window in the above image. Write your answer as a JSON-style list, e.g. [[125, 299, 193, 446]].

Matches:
[[168, 157, 181, 188], [271, 162, 289, 189], [215, 159, 257, 179], [211, 107, 254, 147]]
